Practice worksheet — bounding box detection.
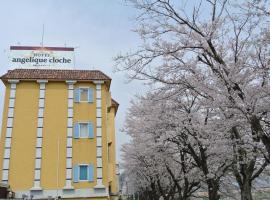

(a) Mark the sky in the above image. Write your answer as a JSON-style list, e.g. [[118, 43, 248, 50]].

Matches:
[[0, 0, 145, 162]]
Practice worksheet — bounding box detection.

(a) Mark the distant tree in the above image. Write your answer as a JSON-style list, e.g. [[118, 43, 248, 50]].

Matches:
[[122, 93, 202, 200], [122, 91, 230, 200]]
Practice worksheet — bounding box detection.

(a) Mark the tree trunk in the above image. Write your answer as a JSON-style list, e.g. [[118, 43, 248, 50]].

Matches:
[[240, 181, 253, 200], [250, 115, 270, 158], [208, 180, 220, 200]]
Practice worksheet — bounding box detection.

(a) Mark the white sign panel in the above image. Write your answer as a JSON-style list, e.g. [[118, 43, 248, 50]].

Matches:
[[10, 46, 74, 69]]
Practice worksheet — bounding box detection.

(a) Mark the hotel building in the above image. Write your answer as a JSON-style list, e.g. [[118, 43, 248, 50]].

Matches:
[[0, 68, 119, 199]]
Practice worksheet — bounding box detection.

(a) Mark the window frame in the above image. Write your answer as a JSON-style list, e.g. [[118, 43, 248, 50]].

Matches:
[[79, 122, 89, 138], [79, 87, 89, 103], [78, 164, 88, 181]]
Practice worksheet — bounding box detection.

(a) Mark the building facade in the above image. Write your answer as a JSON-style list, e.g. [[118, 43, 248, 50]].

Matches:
[[0, 69, 119, 199]]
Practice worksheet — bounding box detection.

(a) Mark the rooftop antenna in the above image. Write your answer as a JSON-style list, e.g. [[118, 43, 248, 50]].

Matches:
[[41, 24, 45, 47]]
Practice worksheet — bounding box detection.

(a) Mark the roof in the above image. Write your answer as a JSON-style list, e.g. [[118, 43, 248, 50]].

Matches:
[[111, 98, 119, 114], [10, 46, 74, 51], [1, 69, 111, 81]]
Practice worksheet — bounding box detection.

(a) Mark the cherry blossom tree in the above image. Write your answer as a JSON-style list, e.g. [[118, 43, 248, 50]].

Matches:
[[122, 91, 230, 199], [122, 94, 201, 200], [116, 0, 270, 199], [122, 90, 268, 200]]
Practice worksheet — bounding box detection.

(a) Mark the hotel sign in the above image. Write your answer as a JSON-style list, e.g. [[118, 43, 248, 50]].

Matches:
[[10, 46, 74, 69]]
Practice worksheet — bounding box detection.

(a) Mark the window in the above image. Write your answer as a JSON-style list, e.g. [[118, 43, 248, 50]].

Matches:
[[80, 88, 88, 101], [80, 123, 88, 138], [73, 164, 94, 182], [74, 88, 93, 103], [73, 122, 94, 139], [79, 165, 88, 181]]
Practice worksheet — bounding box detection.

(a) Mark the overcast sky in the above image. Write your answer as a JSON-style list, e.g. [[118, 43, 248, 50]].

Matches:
[[0, 0, 145, 162]]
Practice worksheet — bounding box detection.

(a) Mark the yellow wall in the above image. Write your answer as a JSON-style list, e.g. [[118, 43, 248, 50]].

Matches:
[[41, 82, 67, 189], [107, 107, 118, 195], [73, 82, 97, 188], [0, 83, 10, 182], [0, 82, 39, 190]]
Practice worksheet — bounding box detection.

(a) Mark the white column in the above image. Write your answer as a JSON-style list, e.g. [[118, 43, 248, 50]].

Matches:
[[1, 79, 19, 184], [94, 81, 105, 189], [63, 80, 76, 190], [31, 80, 48, 191]]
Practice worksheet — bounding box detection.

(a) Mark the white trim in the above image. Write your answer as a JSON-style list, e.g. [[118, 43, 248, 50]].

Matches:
[[39, 90, 45, 99], [37, 118, 43, 127], [10, 84, 16, 89], [96, 84, 101, 90], [15, 188, 108, 199], [64, 82, 75, 188], [5, 138, 11, 148], [93, 80, 104, 85], [8, 108, 14, 118], [67, 118, 73, 127], [67, 128, 72, 137], [30, 186, 42, 191], [96, 109, 102, 118], [97, 168, 102, 178], [36, 148, 42, 158], [35, 159, 41, 169], [96, 90, 101, 99], [67, 147, 72, 159], [96, 179, 104, 187], [97, 158, 102, 167], [68, 90, 73, 99], [32, 81, 46, 189], [34, 170, 41, 180], [68, 109, 73, 117], [3, 159, 9, 170], [38, 109, 44, 118], [4, 149, 11, 159], [39, 99, 45, 108], [66, 168, 72, 178], [39, 83, 46, 90], [8, 79, 20, 84], [97, 118, 102, 127], [63, 180, 73, 190], [66, 80, 77, 85], [97, 137, 102, 147], [37, 128, 43, 138], [66, 158, 72, 168], [96, 128, 102, 137], [36, 138, 42, 148], [68, 99, 73, 108], [2, 80, 18, 183], [6, 128, 12, 138], [96, 99, 101, 108], [95, 83, 103, 187], [31, 179, 42, 191], [67, 138, 72, 147], [2, 170, 8, 181], [7, 118, 13, 127], [10, 90, 16, 98], [37, 80, 48, 84], [9, 99, 15, 107], [97, 147, 102, 157]]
